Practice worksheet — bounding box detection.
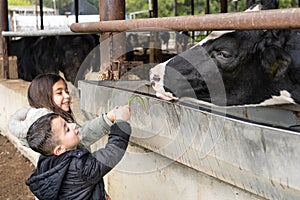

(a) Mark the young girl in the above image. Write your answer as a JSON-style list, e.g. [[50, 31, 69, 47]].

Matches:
[[9, 73, 118, 149]]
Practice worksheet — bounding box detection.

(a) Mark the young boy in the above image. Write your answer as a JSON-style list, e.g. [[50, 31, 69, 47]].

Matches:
[[26, 105, 131, 200]]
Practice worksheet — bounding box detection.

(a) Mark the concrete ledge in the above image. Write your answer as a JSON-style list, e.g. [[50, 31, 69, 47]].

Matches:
[[0, 79, 39, 165]]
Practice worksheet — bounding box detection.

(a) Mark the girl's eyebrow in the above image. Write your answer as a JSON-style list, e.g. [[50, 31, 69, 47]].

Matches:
[[54, 87, 64, 91]]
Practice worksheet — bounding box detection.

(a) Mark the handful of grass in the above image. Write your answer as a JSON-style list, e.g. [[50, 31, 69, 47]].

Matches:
[[126, 94, 147, 110]]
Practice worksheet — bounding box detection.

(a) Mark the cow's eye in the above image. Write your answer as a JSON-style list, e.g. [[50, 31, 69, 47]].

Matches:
[[215, 50, 233, 62]]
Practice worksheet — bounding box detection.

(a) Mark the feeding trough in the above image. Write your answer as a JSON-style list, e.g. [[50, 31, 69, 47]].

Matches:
[[78, 80, 300, 200]]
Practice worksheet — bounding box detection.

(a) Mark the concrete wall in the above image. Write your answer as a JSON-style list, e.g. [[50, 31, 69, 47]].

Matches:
[[0, 79, 39, 164], [0, 79, 275, 200]]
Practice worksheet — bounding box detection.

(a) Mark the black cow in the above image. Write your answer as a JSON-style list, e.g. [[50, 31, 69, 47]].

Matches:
[[9, 34, 99, 84], [176, 31, 189, 52], [247, 0, 279, 10], [150, 29, 300, 106], [159, 32, 170, 51]]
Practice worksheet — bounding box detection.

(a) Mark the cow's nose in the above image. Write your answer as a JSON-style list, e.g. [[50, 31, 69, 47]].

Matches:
[[150, 81, 156, 87], [152, 74, 160, 82]]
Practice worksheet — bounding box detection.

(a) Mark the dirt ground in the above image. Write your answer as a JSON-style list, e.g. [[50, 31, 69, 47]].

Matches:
[[0, 134, 35, 200]]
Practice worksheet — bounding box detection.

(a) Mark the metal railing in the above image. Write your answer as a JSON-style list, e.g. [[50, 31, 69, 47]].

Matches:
[[70, 8, 300, 33]]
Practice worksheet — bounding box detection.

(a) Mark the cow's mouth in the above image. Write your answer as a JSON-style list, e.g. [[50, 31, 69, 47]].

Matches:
[[156, 91, 177, 100], [150, 80, 178, 100]]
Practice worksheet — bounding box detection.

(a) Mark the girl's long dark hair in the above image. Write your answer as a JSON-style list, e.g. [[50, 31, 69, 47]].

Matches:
[[27, 73, 76, 123]]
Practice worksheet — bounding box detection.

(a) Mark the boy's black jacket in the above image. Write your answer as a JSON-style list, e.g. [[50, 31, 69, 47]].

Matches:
[[26, 121, 131, 200]]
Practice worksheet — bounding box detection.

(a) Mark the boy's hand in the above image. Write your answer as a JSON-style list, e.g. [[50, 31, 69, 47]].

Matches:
[[106, 107, 117, 123], [114, 105, 131, 121]]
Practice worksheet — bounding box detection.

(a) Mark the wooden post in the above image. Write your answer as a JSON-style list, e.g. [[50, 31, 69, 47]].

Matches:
[[0, 0, 9, 79]]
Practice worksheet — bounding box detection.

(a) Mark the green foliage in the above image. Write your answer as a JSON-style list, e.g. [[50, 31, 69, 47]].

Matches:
[[11, 0, 98, 10], [158, 0, 175, 17], [280, 0, 299, 8], [87, 0, 99, 9], [125, 0, 250, 18], [125, 0, 299, 18], [8, 0, 31, 6], [8, 0, 299, 16], [41, 0, 73, 9], [228, 0, 247, 12], [126, 0, 150, 18]]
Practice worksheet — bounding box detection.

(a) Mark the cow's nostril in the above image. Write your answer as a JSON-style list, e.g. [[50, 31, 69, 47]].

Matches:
[[150, 81, 156, 87], [152, 74, 160, 82]]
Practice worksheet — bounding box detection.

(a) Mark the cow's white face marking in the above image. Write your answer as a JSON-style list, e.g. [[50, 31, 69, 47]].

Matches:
[[150, 63, 178, 100]]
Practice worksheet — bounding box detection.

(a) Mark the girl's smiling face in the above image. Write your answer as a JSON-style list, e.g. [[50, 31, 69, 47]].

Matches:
[[52, 80, 71, 112]]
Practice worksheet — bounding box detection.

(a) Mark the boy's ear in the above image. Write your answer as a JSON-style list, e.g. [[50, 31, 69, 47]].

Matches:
[[53, 145, 66, 156]]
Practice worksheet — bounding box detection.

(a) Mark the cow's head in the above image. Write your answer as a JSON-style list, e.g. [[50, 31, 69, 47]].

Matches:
[[150, 29, 299, 106]]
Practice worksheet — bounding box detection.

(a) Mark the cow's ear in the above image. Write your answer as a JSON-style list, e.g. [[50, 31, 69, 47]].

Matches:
[[261, 46, 291, 78]]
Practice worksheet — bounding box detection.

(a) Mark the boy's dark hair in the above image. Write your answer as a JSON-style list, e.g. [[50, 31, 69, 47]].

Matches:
[[27, 113, 60, 155]]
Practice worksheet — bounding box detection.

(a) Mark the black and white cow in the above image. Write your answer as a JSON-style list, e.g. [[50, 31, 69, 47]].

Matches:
[[9, 34, 99, 84], [247, 0, 279, 10], [149, 0, 300, 106], [150, 29, 300, 106]]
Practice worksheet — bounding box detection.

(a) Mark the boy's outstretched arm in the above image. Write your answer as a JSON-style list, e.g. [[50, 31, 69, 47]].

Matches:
[[89, 105, 131, 176]]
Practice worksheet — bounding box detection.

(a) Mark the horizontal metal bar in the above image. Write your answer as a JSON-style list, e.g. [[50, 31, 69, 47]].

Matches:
[[70, 8, 300, 33], [1, 28, 94, 37]]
